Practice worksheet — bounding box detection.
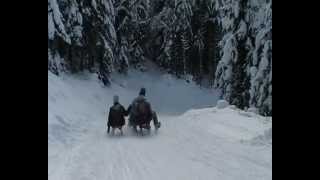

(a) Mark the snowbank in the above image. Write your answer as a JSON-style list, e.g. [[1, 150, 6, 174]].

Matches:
[[248, 127, 272, 145], [247, 107, 259, 114]]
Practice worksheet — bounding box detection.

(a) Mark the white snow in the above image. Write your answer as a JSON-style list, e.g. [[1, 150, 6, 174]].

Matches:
[[247, 107, 259, 114], [48, 0, 71, 43], [91, 0, 97, 10], [48, 50, 66, 73], [250, 39, 272, 108], [48, 67, 272, 180], [48, 11, 55, 39], [216, 99, 229, 109], [212, 0, 272, 113], [236, 20, 247, 40], [214, 34, 237, 98]]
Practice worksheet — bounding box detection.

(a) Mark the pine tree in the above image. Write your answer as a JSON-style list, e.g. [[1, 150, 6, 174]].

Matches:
[[48, 0, 272, 115], [229, 38, 250, 109], [192, 29, 204, 85], [48, 0, 117, 85]]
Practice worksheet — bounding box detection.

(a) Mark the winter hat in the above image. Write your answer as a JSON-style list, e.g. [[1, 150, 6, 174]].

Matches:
[[139, 87, 146, 96], [113, 95, 119, 103]]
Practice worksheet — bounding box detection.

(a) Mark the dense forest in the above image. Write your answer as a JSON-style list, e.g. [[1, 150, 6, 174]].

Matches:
[[48, 0, 272, 115]]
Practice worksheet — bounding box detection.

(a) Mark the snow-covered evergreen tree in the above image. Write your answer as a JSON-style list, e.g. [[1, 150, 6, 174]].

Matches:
[[213, 0, 272, 115], [114, 0, 152, 71], [48, 0, 272, 115], [48, 0, 118, 85]]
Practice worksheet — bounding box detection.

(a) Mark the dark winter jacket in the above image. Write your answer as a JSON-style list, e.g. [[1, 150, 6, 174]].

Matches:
[[107, 103, 127, 127], [128, 95, 152, 125]]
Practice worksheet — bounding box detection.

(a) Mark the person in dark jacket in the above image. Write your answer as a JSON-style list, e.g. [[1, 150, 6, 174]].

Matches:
[[107, 95, 128, 135], [127, 88, 160, 131]]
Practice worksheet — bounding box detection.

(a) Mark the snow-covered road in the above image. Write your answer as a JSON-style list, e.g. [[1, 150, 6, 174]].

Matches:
[[48, 70, 272, 180]]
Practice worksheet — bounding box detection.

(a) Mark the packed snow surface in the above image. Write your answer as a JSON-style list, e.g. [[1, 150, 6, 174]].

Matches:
[[48, 68, 272, 180]]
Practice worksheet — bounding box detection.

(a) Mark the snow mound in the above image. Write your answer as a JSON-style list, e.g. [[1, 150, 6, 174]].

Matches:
[[216, 99, 229, 109], [182, 106, 271, 142], [249, 127, 272, 145], [247, 107, 259, 114], [238, 111, 254, 117]]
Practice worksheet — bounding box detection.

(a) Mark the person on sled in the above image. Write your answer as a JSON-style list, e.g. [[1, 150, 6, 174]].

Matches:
[[127, 88, 160, 133], [107, 95, 128, 135]]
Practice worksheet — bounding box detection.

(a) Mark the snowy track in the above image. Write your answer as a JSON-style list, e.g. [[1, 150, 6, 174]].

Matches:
[[48, 70, 272, 180]]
